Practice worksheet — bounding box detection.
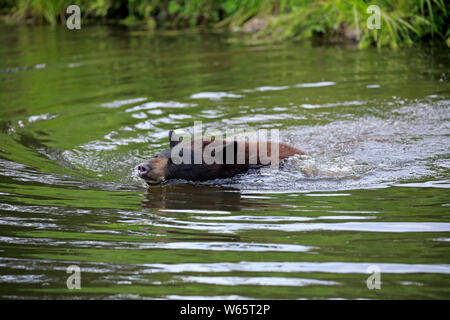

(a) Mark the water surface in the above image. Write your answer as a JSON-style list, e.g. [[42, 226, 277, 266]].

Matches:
[[0, 25, 449, 299]]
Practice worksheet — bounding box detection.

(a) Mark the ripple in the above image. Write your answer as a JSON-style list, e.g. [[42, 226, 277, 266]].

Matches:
[[28, 113, 58, 123], [433, 238, 450, 242], [254, 86, 290, 92], [148, 219, 450, 233], [243, 81, 336, 94], [241, 195, 273, 199], [0, 217, 58, 229], [298, 100, 366, 109], [294, 81, 336, 88], [125, 101, 197, 113], [392, 180, 450, 189], [0, 274, 48, 284], [100, 98, 147, 108], [0, 203, 90, 215], [222, 113, 303, 125], [143, 261, 450, 274], [0, 63, 46, 74], [193, 215, 372, 222], [137, 241, 314, 252], [3, 257, 449, 276], [79, 135, 150, 151], [131, 112, 147, 119], [159, 209, 230, 215], [190, 92, 244, 100], [177, 276, 338, 287]]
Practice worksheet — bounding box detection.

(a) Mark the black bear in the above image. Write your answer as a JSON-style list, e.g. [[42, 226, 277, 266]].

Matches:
[[138, 130, 303, 185]]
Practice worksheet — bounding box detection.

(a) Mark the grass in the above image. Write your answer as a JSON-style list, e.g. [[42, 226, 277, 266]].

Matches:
[[2, 0, 449, 48]]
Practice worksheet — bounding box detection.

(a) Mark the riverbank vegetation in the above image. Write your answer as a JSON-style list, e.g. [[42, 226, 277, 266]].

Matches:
[[1, 0, 448, 48]]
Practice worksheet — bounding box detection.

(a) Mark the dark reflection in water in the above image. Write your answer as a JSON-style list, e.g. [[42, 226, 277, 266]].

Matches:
[[142, 184, 243, 211]]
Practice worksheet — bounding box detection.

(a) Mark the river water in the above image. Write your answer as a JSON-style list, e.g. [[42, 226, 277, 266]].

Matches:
[[0, 25, 449, 299]]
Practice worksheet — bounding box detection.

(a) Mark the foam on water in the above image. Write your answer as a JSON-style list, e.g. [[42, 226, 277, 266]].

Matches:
[[51, 96, 450, 191], [3, 82, 448, 193], [190, 92, 244, 100]]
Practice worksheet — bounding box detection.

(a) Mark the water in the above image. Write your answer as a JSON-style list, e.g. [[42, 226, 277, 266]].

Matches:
[[0, 25, 449, 299]]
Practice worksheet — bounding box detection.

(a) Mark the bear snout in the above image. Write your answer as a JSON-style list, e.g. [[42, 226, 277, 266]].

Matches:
[[138, 163, 152, 178]]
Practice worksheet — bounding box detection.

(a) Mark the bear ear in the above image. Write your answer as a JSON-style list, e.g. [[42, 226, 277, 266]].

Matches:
[[169, 130, 182, 148]]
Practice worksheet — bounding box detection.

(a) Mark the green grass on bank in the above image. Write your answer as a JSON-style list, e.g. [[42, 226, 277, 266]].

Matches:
[[1, 0, 449, 48]]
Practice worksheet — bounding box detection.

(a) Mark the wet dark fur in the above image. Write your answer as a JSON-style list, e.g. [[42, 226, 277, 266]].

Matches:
[[138, 131, 303, 185]]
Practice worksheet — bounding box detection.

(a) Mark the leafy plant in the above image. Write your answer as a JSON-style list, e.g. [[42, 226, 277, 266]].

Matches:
[[5, 0, 449, 48]]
